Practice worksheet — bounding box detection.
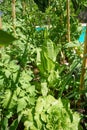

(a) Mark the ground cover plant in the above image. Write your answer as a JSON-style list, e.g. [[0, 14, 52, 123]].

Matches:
[[0, 0, 87, 130]]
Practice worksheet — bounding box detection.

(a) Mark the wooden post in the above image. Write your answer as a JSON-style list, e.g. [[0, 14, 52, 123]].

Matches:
[[80, 25, 87, 91], [67, 0, 70, 42], [12, 0, 16, 35]]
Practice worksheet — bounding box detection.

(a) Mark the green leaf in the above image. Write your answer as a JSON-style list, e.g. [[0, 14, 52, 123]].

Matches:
[[28, 85, 35, 95], [34, 96, 81, 130], [24, 120, 37, 130], [4, 69, 11, 78], [44, 52, 55, 72], [9, 119, 18, 130], [1, 117, 8, 130], [41, 82, 48, 96], [17, 98, 27, 113], [0, 30, 16, 46], [40, 51, 48, 73], [2, 89, 12, 108], [46, 39, 58, 62], [48, 70, 59, 86]]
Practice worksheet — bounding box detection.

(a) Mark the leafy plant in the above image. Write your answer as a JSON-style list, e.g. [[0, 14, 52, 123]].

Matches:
[[0, 0, 87, 129], [23, 95, 81, 130]]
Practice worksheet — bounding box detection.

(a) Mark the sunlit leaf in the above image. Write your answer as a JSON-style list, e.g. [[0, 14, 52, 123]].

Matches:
[[2, 89, 12, 108], [41, 82, 48, 96], [17, 98, 27, 113]]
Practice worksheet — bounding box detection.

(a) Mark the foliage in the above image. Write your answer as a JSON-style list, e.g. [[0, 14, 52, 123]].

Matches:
[[23, 95, 81, 130], [0, 30, 16, 46], [34, 0, 49, 12], [0, 0, 87, 129]]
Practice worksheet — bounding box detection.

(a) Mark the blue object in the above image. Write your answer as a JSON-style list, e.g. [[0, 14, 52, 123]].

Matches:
[[78, 26, 86, 43], [35, 27, 45, 32]]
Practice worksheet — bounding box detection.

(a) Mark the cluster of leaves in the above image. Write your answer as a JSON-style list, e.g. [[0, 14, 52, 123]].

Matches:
[[23, 95, 81, 130], [0, 0, 87, 129]]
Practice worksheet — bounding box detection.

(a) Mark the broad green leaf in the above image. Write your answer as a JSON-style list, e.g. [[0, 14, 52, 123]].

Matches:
[[44, 52, 55, 72], [4, 69, 11, 78], [19, 90, 25, 97], [8, 91, 17, 109], [23, 109, 33, 122], [2, 89, 12, 108], [28, 85, 35, 95], [0, 30, 16, 46], [41, 111, 47, 122], [1, 117, 8, 130], [17, 98, 27, 113], [40, 51, 48, 73], [48, 70, 59, 86], [18, 113, 23, 123], [46, 39, 58, 62], [19, 70, 33, 84], [16, 87, 21, 96], [24, 120, 37, 130]]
